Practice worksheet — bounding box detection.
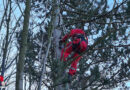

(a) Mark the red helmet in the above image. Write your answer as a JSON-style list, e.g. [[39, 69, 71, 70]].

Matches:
[[70, 29, 85, 37]]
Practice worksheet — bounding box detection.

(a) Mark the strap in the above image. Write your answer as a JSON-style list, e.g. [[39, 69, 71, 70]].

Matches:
[[70, 67, 76, 70]]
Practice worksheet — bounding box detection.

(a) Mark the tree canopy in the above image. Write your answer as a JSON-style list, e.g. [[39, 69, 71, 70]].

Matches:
[[0, 0, 129, 90]]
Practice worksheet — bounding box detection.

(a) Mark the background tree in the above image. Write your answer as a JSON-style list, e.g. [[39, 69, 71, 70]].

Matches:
[[0, 0, 22, 89], [15, 0, 31, 90]]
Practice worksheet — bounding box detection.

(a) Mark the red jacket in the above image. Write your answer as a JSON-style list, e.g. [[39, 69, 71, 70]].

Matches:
[[0, 75, 4, 82], [61, 29, 88, 52], [60, 29, 88, 75]]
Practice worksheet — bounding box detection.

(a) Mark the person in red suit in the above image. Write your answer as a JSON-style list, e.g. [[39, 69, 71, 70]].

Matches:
[[60, 29, 88, 76], [0, 75, 4, 86]]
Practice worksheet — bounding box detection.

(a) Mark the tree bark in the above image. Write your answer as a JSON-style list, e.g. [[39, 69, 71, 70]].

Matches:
[[15, 0, 31, 90], [0, 0, 9, 32], [1, 0, 11, 77], [37, 36, 52, 90], [51, 0, 69, 90]]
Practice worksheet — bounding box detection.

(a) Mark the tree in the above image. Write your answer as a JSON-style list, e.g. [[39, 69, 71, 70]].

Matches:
[[0, 0, 22, 89], [1, 0, 12, 77], [17, 0, 129, 89], [15, 0, 31, 90], [0, 0, 129, 89], [59, 0, 130, 89]]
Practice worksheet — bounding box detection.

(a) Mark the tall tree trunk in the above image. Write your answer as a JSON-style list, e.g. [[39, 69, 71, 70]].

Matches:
[[1, 0, 11, 77], [0, 0, 9, 32], [15, 0, 31, 90], [53, 14, 63, 59], [37, 0, 64, 89], [38, 35, 52, 90], [37, 6, 54, 90], [51, 0, 69, 90]]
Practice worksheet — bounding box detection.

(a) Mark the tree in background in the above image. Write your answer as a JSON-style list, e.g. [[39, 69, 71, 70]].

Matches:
[[0, 0, 22, 89], [15, 0, 31, 90]]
